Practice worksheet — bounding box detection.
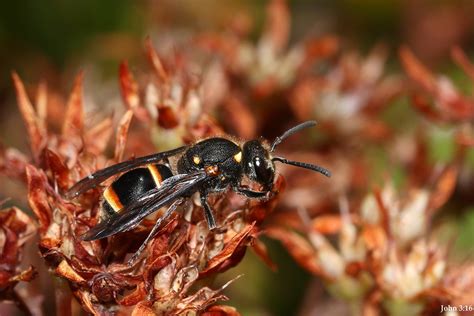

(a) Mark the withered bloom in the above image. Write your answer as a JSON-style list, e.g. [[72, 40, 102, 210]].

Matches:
[[195, 0, 407, 148], [2, 41, 284, 314], [0, 206, 37, 313], [304, 44, 404, 143], [268, 166, 472, 315], [195, 0, 339, 138], [400, 46, 474, 147]]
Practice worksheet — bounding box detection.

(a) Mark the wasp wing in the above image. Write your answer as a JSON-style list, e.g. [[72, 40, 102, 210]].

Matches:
[[66, 146, 188, 199], [81, 171, 207, 241]]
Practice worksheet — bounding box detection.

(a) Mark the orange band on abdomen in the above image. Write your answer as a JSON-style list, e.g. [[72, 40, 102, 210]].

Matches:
[[147, 164, 163, 187], [103, 186, 124, 212]]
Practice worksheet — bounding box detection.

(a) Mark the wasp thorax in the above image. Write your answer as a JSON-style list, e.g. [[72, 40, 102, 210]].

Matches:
[[243, 140, 275, 189]]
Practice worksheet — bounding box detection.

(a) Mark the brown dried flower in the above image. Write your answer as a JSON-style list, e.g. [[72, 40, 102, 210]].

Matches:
[[195, 0, 339, 138], [304, 44, 403, 143], [268, 166, 469, 315], [2, 43, 284, 313], [400, 46, 474, 147], [0, 206, 37, 313]]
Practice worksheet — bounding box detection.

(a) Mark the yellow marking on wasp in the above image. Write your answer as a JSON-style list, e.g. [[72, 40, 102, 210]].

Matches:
[[193, 155, 201, 165], [103, 187, 123, 212], [233, 151, 242, 163], [147, 165, 163, 188]]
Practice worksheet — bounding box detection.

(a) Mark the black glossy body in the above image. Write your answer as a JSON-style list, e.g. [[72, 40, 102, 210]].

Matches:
[[101, 137, 274, 228], [103, 164, 173, 215], [177, 138, 244, 192]]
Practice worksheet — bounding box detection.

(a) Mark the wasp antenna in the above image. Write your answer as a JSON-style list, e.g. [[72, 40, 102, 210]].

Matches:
[[272, 156, 331, 177], [270, 121, 317, 152]]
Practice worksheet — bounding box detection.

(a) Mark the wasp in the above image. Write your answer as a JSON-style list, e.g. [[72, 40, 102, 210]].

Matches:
[[66, 121, 330, 264]]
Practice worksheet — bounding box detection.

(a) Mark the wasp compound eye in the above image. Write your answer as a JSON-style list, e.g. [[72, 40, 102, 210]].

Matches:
[[253, 157, 274, 187]]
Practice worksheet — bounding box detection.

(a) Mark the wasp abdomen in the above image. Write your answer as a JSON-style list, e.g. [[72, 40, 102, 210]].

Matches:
[[102, 164, 173, 215]]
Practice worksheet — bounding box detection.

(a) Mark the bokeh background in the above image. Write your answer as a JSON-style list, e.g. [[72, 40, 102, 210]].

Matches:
[[1, 1, 474, 315]]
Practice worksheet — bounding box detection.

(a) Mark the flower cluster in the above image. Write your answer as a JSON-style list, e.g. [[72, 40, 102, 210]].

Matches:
[[1, 47, 284, 313], [400, 46, 474, 146], [267, 166, 469, 315], [0, 206, 36, 314]]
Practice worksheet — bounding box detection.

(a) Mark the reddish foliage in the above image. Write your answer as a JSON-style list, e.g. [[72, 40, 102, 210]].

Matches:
[[0, 207, 37, 313], [2, 58, 284, 313], [400, 46, 474, 146]]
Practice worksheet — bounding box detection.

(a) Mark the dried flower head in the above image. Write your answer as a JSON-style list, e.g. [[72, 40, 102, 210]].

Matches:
[[195, 0, 339, 138], [400, 46, 474, 147], [304, 44, 404, 142], [267, 166, 469, 315], [2, 47, 284, 313], [120, 37, 225, 150], [0, 206, 37, 313]]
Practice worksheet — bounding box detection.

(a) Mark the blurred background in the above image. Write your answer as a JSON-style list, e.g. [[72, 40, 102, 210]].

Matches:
[[3, 0, 474, 106], [1, 0, 474, 315], [3, 0, 474, 154]]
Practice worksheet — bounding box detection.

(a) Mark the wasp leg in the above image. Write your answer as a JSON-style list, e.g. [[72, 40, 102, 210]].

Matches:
[[200, 193, 217, 230], [127, 198, 183, 266], [235, 186, 268, 198], [163, 157, 171, 168]]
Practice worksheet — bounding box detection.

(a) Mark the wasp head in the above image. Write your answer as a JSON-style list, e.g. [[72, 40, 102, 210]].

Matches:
[[242, 140, 275, 190]]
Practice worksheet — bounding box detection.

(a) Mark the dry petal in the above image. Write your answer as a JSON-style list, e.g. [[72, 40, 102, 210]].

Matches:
[[311, 215, 343, 234], [45, 149, 70, 191], [0, 147, 29, 181], [302, 35, 339, 67], [35, 80, 48, 124], [84, 117, 113, 155], [74, 290, 101, 316], [251, 238, 277, 271], [26, 165, 52, 232], [451, 46, 474, 82], [399, 47, 436, 93], [266, 227, 322, 276], [362, 225, 387, 253], [119, 61, 140, 109], [8, 265, 37, 283], [428, 166, 457, 213], [56, 260, 86, 283], [203, 305, 241, 316], [119, 283, 147, 306], [114, 110, 134, 162], [145, 37, 168, 82], [12, 72, 46, 158], [263, 0, 290, 54], [62, 71, 85, 139], [222, 97, 256, 139], [201, 224, 255, 276], [132, 301, 155, 316], [176, 275, 240, 314], [410, 94, 442, 121]]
